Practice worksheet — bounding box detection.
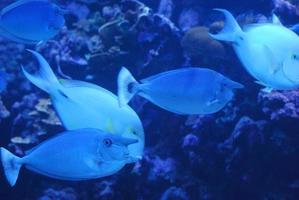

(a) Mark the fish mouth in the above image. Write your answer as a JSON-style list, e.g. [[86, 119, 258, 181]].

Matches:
[[124, 152, 130, 158], [118, 137, 139, 146], [126, 155, 142, 163]]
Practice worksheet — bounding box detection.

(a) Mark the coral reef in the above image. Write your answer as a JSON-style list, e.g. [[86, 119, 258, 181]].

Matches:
[[1, 0, 299, 200]]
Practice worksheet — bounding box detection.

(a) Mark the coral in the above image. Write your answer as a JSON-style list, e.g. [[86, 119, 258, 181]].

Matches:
[[258, 90, 299, 120], [10, 95, 62, 147], [178, 8, 202, 32], [182, 133, 200, 149], [32, 98, 62, 126], [146, 155, 177, 182], [38, 187, 77, 200], [1, 1, 299, 200], [160, 186, 189, 200], [274, 0, 299, 15], [219, 116, 266, 152], [93, 181, 116, 200], [0, 96, 10, 121], [181, 26, 226, 65]]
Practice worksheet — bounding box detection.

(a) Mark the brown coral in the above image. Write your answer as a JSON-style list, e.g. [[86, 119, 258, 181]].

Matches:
[[181, 26, 226, 62]]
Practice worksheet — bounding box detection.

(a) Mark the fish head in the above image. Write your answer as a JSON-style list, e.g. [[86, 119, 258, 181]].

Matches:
[[282, 51, 299, 84], [46, 4, 66, 33], [98, 134, 138, 163], [214, 77, 243, 104]]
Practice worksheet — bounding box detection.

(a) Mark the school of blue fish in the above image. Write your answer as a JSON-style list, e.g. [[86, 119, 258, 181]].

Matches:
[[1, 0, 299, 187]]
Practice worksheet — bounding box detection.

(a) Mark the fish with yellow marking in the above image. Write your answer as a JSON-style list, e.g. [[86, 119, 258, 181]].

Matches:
[[22, 50, 144, 159], [210, 9, 299, 92]]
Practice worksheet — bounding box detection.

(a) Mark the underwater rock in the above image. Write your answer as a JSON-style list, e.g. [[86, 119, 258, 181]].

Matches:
[[37, 29, 89, 68], [258, 90, 299, 120], [182, 134, 200, 149], [67, 2, 90, 20], [160, 186, 189, 200], [32, 98, 62, 126], [93, 180, 115, 200], [10, 95, 62, 146], [274, 0, 299, 16], [181, 26, 226, 65], [38, 187, 77, 200], [185, 115, 215, 130], [236, 11, 268, 26], [137, 154, 177, 183], [158, 0, 174, 19], [0, 96, 10, 120], [219, 116, 266, 151], [219, 116, 267, 186], [178, 7, 203, 32]]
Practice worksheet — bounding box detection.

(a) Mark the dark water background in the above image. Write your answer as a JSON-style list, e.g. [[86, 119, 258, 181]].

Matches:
[[0, 0, 299, 199]]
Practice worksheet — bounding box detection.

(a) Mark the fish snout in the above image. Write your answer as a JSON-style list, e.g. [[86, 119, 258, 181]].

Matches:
[[223, 79, 244, 89], [119, 137, 138, 146], [126, 155, 142, 163]]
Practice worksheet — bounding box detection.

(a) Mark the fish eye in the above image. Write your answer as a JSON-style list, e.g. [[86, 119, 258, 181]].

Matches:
[[292, 54, 299, 60], [103, 138, 112, 147], [132, 130, 137, 135]]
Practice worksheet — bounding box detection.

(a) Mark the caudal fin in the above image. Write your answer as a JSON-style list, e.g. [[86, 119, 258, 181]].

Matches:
[[22, 50, 62, 95], [1, 148, 23, 187], [209, 9, 243, 42], [117, 67, 139, 107]]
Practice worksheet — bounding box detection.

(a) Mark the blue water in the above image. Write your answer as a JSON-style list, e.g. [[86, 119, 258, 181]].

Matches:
[[1, 0, 299, 199]]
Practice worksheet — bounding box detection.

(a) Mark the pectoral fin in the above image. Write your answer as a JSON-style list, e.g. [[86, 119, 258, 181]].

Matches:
[[282, 56, 299, 83], [261, 87, 273, 93], [255, 81, 267, 87], [263, 45, 281, 74], [206, 98, 219, 107], [127, 155, 142, 163]]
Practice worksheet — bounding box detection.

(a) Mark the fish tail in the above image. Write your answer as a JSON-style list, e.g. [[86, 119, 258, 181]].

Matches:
[[1, 147, 23, 187], [22, 50, 66, 98], [117, 67, 140, 107], [209, 9, 244, 43]]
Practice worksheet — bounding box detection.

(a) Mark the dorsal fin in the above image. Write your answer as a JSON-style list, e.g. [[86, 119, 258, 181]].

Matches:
[[59, 79, 117, 99], [263, 45, 281, 74], [140, 67, 201, 83], [1, 0, 49, 16], [272, 14, 283, 26]]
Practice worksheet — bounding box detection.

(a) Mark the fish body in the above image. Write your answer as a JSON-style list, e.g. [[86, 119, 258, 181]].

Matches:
[[1, 129, 138, 187], [210, 9, 299, 91], [22, 50, 144, 158], [118, 67, 243, 115], [0, 0, 65, 44], [0, 70, 8, 92]]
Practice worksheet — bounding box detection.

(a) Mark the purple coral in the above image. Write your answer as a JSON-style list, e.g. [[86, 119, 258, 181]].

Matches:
[[258, 90, 299, 120]]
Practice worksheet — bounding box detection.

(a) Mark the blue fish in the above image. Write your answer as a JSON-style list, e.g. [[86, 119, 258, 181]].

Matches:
[[1, 128, 138, 187], [210, 9, 299, 92], [291, 24, 299, 35], [118, 67, 243, 115], [0, 70, 8, 92], [0, 0, 65, 44], [22, 50, 144, 159]]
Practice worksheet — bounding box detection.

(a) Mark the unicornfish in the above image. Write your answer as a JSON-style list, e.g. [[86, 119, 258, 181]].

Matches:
[[1, 128, 138, 187], [210, 9, 299, 92], [0, 0, 66, 44], [117, 67, 243, 115], [22, 50, 144, 159]]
